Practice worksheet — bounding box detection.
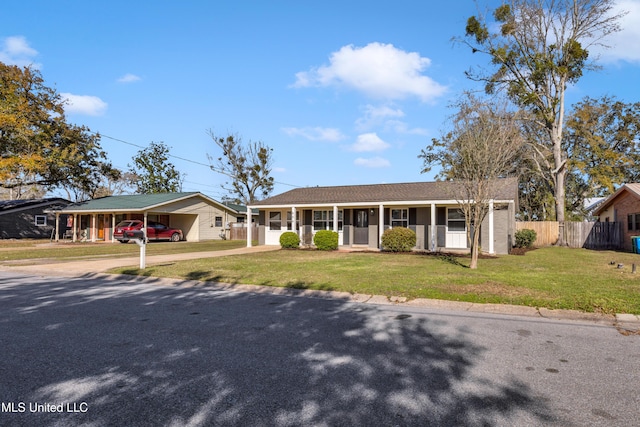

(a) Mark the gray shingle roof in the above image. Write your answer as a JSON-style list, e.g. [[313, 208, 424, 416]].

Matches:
[[252, 178, 518, 206]]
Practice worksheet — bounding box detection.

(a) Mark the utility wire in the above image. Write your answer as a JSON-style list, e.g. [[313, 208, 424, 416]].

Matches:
[[94, 131, 301, 188]]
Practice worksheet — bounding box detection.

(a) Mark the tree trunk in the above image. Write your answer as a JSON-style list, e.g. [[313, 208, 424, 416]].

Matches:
[[555, 168, 566, 246], [551, 124, 566, 246], [469, 224, 481, 269]]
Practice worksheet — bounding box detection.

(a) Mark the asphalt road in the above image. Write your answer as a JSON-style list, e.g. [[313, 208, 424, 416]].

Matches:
[[0, 271, 638, 426]]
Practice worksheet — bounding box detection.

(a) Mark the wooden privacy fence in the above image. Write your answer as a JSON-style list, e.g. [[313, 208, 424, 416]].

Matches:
[[516, 221, 623, 250], [516, 221, 559, 246], [229, 223, 259, 241]]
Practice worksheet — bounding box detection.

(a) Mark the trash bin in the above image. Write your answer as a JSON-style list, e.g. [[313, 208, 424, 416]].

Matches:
[[633, 236, 640, 254]]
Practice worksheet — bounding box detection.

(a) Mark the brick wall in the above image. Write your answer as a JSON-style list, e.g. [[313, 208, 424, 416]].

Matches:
[[609, 191, 640, 251]]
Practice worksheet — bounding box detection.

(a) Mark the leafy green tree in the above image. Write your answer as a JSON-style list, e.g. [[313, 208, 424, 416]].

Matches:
[[0, 62, 118, 198], [462, 0, 624, 244], [565, 96, 640, 195], [128, 142, 183, 194], [420, 94, 524, 269], [207, 131, 274, 204]]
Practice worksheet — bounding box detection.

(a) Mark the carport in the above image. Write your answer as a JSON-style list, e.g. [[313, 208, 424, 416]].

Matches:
[[50, 192, 243, 243]]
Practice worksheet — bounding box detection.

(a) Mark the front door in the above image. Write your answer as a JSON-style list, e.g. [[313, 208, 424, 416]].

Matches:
[[445, 208, 467, 248], [354, 209, 369, 244]]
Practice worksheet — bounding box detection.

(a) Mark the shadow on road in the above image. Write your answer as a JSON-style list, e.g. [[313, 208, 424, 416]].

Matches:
[[0, 272, 561, 426]]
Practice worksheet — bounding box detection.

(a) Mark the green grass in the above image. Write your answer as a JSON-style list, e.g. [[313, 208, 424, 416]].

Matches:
[[0, 239, 246, 262], [3, 239, 639, 314], [109, 247, 640, 315]]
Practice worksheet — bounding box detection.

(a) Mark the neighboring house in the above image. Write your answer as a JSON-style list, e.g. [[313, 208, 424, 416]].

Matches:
[[51, 192, 244, 243], [583, 197, 606, 220], [0, 198, 71, 239], [249, 178, 518, 255], [594, 183, 640, 252]]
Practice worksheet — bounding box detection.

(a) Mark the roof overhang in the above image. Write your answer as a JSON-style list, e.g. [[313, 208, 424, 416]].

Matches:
[[250, 199, 516, 210], [593, 184, 640, 216], [52, 193, 241, 215]]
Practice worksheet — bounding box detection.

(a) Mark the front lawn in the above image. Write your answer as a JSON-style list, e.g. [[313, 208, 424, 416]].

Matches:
[[0, 239, 246, 262], [110, 247, 640, 315]]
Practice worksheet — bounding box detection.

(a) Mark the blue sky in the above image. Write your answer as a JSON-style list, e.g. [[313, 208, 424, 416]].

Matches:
[[3, 1, 640, 201]]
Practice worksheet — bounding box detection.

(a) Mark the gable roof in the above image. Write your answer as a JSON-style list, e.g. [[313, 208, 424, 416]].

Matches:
[[594, 183, 640, 216], [222, 202, 259, 214], [54, 192, 240, 214], [0, 198, 70, 215], [251, 178, 518, 207]]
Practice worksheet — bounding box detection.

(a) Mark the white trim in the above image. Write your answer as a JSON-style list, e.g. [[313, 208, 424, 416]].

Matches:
[[430, 203, 436, 251], [489, 200, 495, 254], [34, 215, 47, 226], [379, 203, 384, 248], [252, 199, 514, 210], [246, 207, 252, 247]]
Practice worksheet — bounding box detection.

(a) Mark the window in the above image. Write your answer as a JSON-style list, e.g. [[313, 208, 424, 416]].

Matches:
[[269, 212, 282, 230], [313, 210, 343, 231], [447, 209, 466, 232], [391, 209, 408, 227], [286, 211, 299, 230], [35, 215, 47, 227], [215, 216, 223, 227], [629, 213, 640, 231]]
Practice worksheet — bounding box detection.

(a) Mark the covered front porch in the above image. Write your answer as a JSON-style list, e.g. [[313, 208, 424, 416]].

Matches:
[[247, 202, 504, 254]]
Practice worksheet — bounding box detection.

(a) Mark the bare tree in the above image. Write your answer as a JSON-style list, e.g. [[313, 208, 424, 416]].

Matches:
[[462, 0, 625, 244], [420, 94, 524, 269], [207, 131, 274, 204]]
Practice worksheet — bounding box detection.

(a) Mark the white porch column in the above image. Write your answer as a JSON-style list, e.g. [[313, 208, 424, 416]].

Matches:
[[55, 213, 60, 242], [430, 203, 436, 251], [333, 205, 338, 233], [91, 214, 97, 242], [111, 214, 116, 243], [378, 203, 384, 248], [73, 214, 78, 242], [489, 200, 495, 254], [246, 207, 252, 247], [143, 212, 148, 242], [292, 206, 298, 237]]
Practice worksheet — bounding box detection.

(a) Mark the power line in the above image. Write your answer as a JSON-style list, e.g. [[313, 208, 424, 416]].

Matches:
[[94, 131, 301, 189]]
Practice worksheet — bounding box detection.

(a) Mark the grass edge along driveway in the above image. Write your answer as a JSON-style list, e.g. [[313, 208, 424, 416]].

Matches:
[[111, 246, 640, 315]]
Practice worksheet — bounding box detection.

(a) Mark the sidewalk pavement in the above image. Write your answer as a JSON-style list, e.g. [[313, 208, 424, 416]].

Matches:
[[2, 245, 638, 333]]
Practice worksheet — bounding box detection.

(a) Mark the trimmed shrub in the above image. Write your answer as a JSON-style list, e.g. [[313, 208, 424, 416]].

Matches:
[[279, 231, 300, 249], [514, 229, 537, 248], [313, 230, 339, 251], [381, 227, 417, 252]]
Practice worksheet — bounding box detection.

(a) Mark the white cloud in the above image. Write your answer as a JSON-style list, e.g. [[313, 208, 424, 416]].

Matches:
[[0, 36, 40, 68], [590, 0, 640, 63], [61, 93, 108, 116], [282, 126, 345, 142], [348, 133, 390, 152], [117, 73, 141, 83], [385, 120, 430, 136], [356, 104, 404, 130], [354, 157, 391, 168], [292, 42, 447, 102]]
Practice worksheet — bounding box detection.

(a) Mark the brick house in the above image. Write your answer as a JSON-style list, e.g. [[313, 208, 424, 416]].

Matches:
[[594, 183, 640, 252]]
